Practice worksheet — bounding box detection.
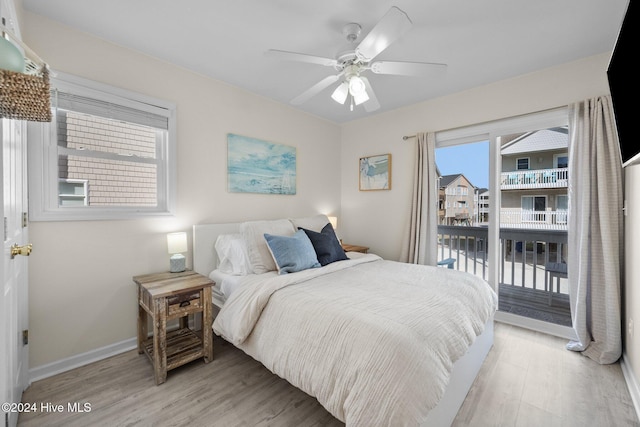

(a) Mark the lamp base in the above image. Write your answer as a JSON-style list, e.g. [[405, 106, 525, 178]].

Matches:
[[169, 254, 186, 273]]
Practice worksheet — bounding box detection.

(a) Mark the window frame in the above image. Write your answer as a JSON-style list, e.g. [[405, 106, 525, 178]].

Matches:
[[521, 195, 547, 211], [28, 72, 177, 221], [516, 157, 530, 170], [58, 178, 88, 206], [554, 152, 569, 169]]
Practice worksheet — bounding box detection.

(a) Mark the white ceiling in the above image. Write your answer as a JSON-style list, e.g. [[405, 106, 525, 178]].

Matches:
[[22, 0, 628, 124]]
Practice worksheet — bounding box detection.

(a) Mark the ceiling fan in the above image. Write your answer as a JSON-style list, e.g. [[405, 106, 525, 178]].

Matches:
[[266, 6, 446, 112]]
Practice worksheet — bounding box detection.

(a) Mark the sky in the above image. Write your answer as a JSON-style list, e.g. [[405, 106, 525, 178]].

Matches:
[[435, 140, 489, 189]]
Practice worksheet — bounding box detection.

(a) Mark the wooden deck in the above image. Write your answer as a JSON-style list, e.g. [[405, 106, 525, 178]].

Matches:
[[498, 284, 571, 326]]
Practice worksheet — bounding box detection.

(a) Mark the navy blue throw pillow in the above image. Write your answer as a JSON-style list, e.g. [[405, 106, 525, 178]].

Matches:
[[299, 223, 348, 266]]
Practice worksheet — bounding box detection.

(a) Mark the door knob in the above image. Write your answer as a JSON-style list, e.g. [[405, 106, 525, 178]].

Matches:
[[11, 243, 32, 259]]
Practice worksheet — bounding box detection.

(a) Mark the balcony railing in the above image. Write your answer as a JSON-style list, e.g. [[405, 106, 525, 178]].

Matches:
[[437, 225, 570, 326], [500, 208, 568, 230], [501, 168, 568, 190], [438, 225, 489, 279]]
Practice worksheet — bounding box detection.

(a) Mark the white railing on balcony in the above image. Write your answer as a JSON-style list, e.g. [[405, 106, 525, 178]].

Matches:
[[501, 168, 568, 190], [500, 208, 568, 230], [436, 226, 568, 292], [437, 225, 570, 326]]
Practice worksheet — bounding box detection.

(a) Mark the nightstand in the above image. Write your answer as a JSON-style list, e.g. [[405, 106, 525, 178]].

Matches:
[[134, 270, 214, 385], [341, 243, 369, 254]]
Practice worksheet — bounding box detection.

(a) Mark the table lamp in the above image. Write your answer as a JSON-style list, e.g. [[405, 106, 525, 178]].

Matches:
[[167, 232, 187, 272]]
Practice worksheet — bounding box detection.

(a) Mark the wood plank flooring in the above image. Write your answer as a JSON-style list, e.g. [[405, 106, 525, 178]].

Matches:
[[19, 323, 639, 426]]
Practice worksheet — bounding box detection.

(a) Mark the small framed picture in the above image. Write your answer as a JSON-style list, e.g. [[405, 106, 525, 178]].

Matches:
[[359, 154, 391, 191]]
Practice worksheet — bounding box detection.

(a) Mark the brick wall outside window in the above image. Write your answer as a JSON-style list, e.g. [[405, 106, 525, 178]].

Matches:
[[57, 110, 158, 207]]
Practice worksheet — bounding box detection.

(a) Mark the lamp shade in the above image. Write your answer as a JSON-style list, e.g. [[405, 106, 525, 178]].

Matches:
[[352, 90, 369, 105], [348, 76, 366, 95], [331, 82, 349, 104], [328, 216, 338, 230], [167, 232, 187, 254]]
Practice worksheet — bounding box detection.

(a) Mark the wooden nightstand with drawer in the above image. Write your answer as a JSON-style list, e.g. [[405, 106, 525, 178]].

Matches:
[[341, 243, 369, 254], [134, 270, 214, 385]]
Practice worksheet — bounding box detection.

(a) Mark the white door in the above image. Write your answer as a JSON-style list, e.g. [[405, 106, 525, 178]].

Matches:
[[1, 117, 30, 427], [1, 3, 31, 425]]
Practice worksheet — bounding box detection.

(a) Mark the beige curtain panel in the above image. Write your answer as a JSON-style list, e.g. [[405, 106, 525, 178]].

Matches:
[[400, 132, 438, 265], [566, 95, 623, 364]]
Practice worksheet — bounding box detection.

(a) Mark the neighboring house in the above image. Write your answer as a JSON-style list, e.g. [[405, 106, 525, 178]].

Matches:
[[438, 174, 476, 226], [500, 127, 569, 230], [475, 187, 489, 225], [58, 110, 158, 207]]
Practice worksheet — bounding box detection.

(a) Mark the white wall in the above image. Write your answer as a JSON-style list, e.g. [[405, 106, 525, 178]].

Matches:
[[23, 11, 341, 368], [338, 54, 612, 260], [624, 163, 640, 406]]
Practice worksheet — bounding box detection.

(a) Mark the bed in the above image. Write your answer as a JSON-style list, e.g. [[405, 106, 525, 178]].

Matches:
[[193, 215, 497, 426]]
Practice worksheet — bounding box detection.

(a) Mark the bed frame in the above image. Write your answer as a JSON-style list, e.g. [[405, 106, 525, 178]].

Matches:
[[193, 222, 494, 426]]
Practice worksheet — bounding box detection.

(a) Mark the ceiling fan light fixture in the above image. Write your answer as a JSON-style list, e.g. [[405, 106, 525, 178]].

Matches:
[[348, 75, 366, 96], [331, 81, 349, 104], [353, 89, 369, 106]]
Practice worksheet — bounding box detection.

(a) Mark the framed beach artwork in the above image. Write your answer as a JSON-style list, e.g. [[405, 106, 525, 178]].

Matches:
[[227, 133, 297, 195], [359, 154, 391, 191]]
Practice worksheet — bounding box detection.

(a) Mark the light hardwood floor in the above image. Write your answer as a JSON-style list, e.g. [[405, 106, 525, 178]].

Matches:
[[18, 323, 640, 426]]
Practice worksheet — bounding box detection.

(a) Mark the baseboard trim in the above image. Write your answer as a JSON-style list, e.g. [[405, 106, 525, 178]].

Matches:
[[621, 353, 640, 422], [28, 337, 137, 383]]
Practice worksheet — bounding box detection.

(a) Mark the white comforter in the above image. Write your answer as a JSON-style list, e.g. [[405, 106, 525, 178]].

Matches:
[[213, 254, 497, 426]]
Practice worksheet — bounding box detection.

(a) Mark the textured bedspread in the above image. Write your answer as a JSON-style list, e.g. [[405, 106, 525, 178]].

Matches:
[[213, 254, 497, 426]]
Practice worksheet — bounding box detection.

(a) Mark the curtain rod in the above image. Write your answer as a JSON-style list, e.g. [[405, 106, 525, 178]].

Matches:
[[402, 134, 416, 140]]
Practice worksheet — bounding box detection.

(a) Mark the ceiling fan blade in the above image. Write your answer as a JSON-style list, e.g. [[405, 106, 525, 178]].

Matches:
[[355, 6, 412, 62], [266, 49, 338, 67], [291, 75, 340, 105], [370, 60, 447, 76], [360, 77, 380, 112]]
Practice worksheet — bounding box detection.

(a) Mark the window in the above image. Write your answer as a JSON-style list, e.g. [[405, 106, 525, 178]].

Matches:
[[516, 157, 530, 170], [557, 194, 568, 210], [28, 72, 176, 221], [521, 195, 547, 222], [554, 153, 568, 169], [522, 195, 546, 211], [556, 194, 568, 224], [59, 179, 88, 206]]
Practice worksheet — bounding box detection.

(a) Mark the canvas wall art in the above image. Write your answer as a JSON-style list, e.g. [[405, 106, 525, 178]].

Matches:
[[359, 153, 391, 191], [227, 133, 296, 195]]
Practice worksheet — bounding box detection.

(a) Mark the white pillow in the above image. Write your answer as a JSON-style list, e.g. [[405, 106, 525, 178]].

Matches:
[[214, 234, 251, 276], [290, 214, 330, 233], [240, 219, 296, 274]]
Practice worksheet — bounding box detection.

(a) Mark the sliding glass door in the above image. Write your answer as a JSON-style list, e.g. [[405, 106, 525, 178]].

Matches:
[[434, 108, 574, 337], [435, 140, 490, 281], [497, 126, 570, 329]]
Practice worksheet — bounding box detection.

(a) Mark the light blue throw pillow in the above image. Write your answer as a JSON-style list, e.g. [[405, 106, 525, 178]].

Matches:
[[264, 230, 321, 274]]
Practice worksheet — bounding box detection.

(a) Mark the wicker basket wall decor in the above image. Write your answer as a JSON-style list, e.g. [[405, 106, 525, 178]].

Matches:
[[0, 24, 52, 122], [0, 66, 51, 122]]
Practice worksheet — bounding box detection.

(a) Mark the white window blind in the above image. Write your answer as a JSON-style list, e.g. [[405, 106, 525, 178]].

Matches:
[[53, 92, 169, 130]]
